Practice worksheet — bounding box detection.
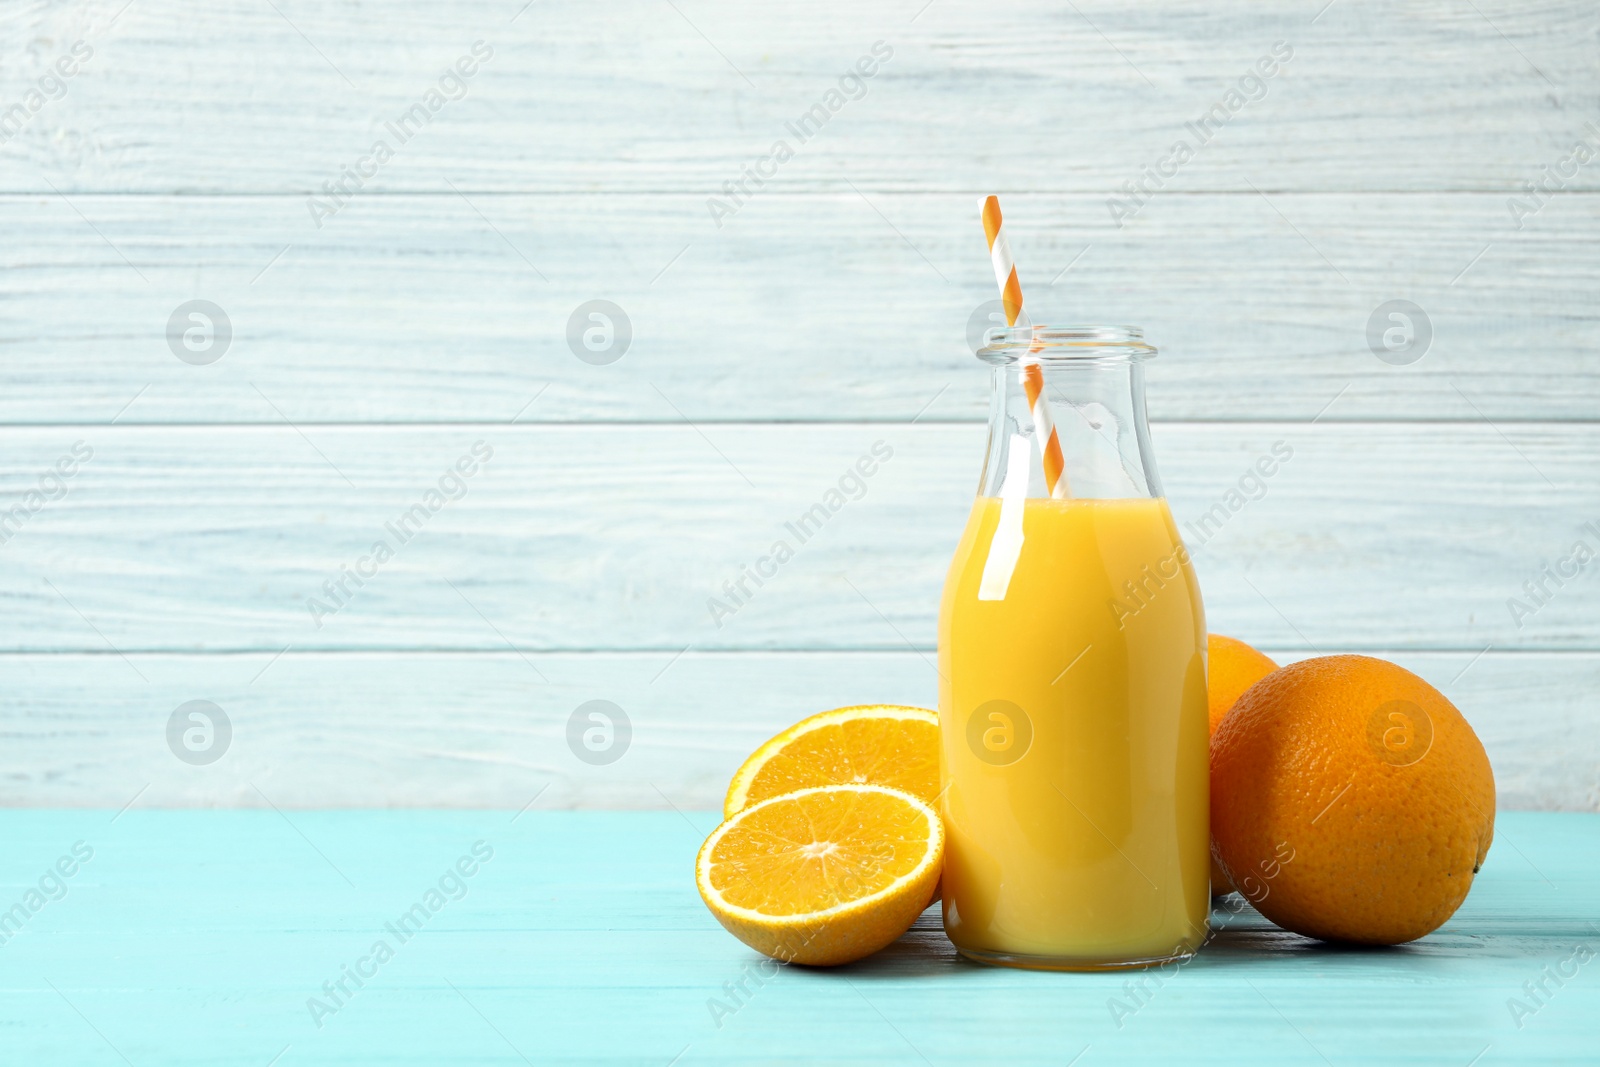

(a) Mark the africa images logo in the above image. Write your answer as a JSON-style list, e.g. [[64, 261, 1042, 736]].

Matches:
[[1106, 42, 1294, 227], [704, 41, 893, 229], [306, 42, 494, 228]]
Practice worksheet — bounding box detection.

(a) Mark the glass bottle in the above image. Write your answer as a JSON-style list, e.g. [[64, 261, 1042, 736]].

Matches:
[[937, 325, 1209, 970]]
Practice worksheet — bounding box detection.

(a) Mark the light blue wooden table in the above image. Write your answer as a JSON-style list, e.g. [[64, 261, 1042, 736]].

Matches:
[[4, 810, 1594, 1065]]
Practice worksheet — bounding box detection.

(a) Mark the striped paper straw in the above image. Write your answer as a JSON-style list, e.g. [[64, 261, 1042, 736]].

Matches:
[[980, 196, 1068, 498]]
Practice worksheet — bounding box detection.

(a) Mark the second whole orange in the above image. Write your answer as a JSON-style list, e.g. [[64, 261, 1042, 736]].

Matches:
[[1205, 634, 1279, 893], [1207, 634, 1280, 735]]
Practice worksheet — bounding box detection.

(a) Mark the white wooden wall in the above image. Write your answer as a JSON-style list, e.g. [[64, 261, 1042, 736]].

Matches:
[[1, 0, 1595, 809]]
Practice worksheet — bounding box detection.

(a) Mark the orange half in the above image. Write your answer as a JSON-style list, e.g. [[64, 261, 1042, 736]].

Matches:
[[696, 784, 943, 966], [723, 704, 939, 819]]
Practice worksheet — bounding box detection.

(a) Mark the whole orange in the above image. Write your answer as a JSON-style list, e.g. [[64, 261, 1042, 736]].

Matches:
[[1207, 634, 1279, 735], [1206, 634, 1279, 893], [1211, 654, 1495, 945]]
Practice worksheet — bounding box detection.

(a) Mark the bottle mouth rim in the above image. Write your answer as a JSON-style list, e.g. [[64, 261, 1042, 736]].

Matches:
[[976, 325, 1156, 364]]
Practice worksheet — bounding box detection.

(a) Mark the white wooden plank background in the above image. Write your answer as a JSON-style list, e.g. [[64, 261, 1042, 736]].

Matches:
[[1, 193, 1596, 423], [0, 651, 1592, 810], [2, 1, 1597, 193], [0, 423, 1594, 650], [0, 0, 1595, 808]]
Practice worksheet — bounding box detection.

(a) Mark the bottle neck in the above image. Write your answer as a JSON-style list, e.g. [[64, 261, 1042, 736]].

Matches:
[[978, 358, 1162, 500]]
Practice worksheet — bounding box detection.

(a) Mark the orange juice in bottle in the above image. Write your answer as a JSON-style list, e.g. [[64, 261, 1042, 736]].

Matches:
[[938, 325, 1209, 969]]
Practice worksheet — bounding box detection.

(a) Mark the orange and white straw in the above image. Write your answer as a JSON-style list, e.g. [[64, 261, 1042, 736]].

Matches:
[[980, 196, 1067, 498]]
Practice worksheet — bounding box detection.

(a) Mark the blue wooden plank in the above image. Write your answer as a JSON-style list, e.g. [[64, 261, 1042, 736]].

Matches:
[[0, 811, 1594, 1064]]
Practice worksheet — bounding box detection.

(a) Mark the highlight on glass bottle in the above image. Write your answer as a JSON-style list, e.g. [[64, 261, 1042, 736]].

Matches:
[[973, 325, 1162, 502], [937, 322, 1210, 971]]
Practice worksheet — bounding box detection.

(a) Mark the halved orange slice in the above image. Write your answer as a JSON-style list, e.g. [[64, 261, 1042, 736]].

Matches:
[[723, 704, 940, 819], [696, 784, 943, 966]]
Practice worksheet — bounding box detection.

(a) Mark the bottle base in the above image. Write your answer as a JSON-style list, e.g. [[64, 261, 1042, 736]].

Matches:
[[955, 945, 1198, 973]]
